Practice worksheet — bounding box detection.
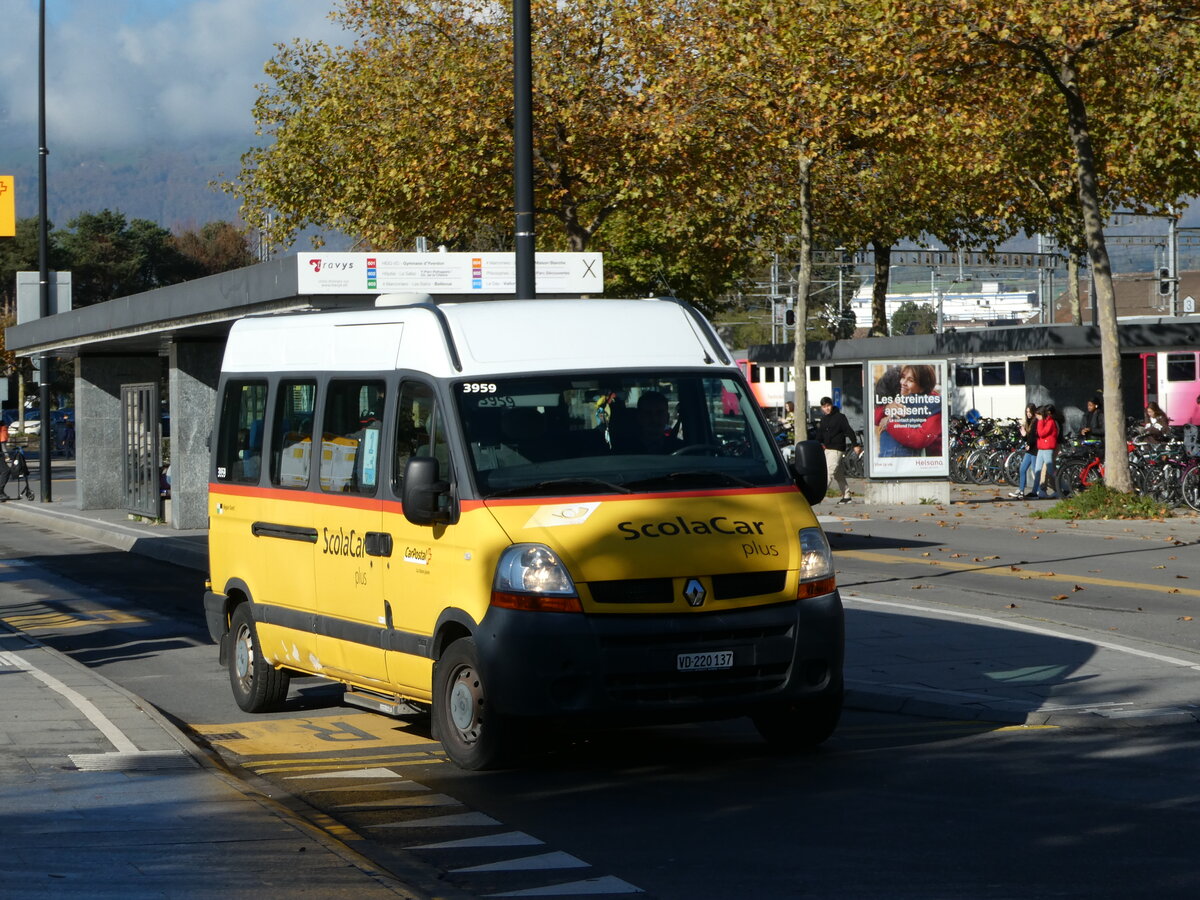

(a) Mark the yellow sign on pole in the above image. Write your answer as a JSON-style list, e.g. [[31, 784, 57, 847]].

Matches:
[[0, 176, 15, 237]]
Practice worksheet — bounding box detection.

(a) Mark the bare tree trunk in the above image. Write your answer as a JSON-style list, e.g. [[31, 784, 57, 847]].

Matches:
[[870, 240, 890, 336], [1062, 62, 1130, 492], [791, 156, 814, 428], [1066, 255, 1081, 325]]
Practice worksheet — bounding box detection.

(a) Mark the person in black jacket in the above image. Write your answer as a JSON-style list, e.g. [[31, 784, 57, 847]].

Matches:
[[1079, 396, 1103, 441], [817, 397, 858, 505]]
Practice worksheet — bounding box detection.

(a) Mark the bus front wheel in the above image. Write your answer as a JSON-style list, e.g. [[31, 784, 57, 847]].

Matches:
[[752, 687, 843, 751], [433, 638, 512, 770], [228, 604, 290, 713]]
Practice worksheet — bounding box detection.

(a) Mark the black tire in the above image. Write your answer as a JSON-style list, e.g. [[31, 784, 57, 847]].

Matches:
[[228, 603, 290, 713], [1055, 461, 1083, 497], [433, 638, 513, 770], [1182, 466, 1200, 512], [752, 686, 843, 751], [843, 448, 864, 479], [1002, 451, 1023, 488]]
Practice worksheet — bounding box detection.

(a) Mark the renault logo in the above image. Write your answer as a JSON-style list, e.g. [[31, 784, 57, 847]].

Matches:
[[683, 578, 706, 607]]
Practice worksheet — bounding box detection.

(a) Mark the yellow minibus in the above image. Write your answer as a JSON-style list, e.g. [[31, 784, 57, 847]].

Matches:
[[204, 296, 841, 768]]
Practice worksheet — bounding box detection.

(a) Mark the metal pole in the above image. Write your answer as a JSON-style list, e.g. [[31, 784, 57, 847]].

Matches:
[[1169, 212, 1178, 317], [513, 0, 535, 299], [770, 252, 780, 344], [37, 0, 52, 502]]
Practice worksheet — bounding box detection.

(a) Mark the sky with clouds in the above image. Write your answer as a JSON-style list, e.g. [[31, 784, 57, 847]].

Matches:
[[0, 0, 347, 149]]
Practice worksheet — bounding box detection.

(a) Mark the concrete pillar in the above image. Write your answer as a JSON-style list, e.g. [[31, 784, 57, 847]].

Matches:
[[75, 355, 162, 511], [168, 341, 222, 530]]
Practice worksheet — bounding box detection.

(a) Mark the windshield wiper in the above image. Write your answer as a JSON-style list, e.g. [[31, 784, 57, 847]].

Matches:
[[485, 477, 632, 498], [622, 471, 755, 490]]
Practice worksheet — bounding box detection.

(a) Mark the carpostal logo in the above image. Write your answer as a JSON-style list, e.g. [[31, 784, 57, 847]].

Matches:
[[404, 546, 433, 566], [322, 526, 365, 557]]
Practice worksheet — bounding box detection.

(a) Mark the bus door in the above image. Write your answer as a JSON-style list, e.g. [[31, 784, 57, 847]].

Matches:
[[256, 378, 321, 663], [382, 380, 462, 695], [310, 378, 390, 688]]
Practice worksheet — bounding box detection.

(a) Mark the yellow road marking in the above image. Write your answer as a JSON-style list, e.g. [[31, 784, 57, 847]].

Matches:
[[1, 609, 146, 631], [250, 757, 447, 775], [195, 715, 439, 757], [836, 549, 1200, 598]]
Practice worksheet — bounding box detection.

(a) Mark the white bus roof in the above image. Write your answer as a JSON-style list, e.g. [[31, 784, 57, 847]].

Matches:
[[221, 297, 734, 377]]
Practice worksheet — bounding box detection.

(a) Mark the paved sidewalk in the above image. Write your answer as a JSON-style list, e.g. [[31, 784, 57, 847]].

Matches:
[[1, 470, 1198, 895], [0, 627, 419, 898]]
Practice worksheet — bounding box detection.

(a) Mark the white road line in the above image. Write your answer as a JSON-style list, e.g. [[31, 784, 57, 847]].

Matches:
[[487, 875, 644, 896], [414, 831, 544, 850], [370, 811, 501, 829], [844, 595, 1200, 671], [288, 766, 409, 779], [451, 850, 590, 873], [0, 649, 138, 754]]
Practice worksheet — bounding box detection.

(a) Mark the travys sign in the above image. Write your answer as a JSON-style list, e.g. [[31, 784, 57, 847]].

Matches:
[[297, 252, 603, 294]]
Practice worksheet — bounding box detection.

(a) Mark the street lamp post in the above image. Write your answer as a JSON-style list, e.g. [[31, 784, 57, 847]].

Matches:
[[513, 0, 535, 299], [37, 0, 52, 502]]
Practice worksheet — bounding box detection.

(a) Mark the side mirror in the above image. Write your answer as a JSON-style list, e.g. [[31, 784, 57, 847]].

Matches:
[[791, 440, 828, 507], [401, 456, 452, 526]]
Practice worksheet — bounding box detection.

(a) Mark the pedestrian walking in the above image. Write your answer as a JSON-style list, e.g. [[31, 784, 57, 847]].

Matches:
[[817, 397, 858, 505], [1008, 402, 1039, 499], [1033, 405, 1059, 499]]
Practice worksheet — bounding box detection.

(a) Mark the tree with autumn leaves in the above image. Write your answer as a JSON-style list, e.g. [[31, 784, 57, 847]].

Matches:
[[867, 0, 1200, 490], [230, 1, 1200, 490]]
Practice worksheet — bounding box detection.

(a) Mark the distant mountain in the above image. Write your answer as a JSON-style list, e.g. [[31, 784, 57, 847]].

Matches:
[[2, 133, 1196, 264], [2, 137, 247, 229]]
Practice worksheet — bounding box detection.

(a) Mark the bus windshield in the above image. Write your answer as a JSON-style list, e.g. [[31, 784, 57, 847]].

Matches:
[[453, 372, 789, 497]]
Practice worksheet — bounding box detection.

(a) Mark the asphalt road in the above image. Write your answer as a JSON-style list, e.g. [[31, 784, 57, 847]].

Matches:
[[827, 504, 1200, 655], [3, 517, 1200, 898]]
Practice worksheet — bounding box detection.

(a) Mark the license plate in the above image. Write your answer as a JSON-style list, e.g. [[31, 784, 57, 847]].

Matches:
[[677, 650, 734, 671]]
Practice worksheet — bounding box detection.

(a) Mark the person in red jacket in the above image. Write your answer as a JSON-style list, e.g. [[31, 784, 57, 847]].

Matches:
[[1033, 405, 1060, 499]]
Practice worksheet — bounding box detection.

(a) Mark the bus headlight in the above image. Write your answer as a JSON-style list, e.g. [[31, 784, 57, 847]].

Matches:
[[797, 527, 836, 598], [492, 544, 582, 612]]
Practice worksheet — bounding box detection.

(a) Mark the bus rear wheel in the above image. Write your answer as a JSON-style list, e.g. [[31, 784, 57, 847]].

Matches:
[[228, 604, 290, 713], [434, 638, 513, 770]]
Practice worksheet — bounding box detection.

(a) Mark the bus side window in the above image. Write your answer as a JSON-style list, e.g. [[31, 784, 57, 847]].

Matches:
[[319, 379, 385, 494], [214, 380, 267, 483], [392, 382, 449, 495], [271, 379, 317, 489]]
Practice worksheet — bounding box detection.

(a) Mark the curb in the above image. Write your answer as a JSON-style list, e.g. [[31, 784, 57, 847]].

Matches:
[[0, 614, 422, 898], [846, 686, 1200, 730], [0, 501, 208, 572]]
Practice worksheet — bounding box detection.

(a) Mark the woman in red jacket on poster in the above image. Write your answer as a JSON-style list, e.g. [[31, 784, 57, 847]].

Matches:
[[874, 364, 942, 457]]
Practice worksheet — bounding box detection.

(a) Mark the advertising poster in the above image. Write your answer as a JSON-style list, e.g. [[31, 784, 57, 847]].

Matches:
[[867, 360, 949, 477]]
